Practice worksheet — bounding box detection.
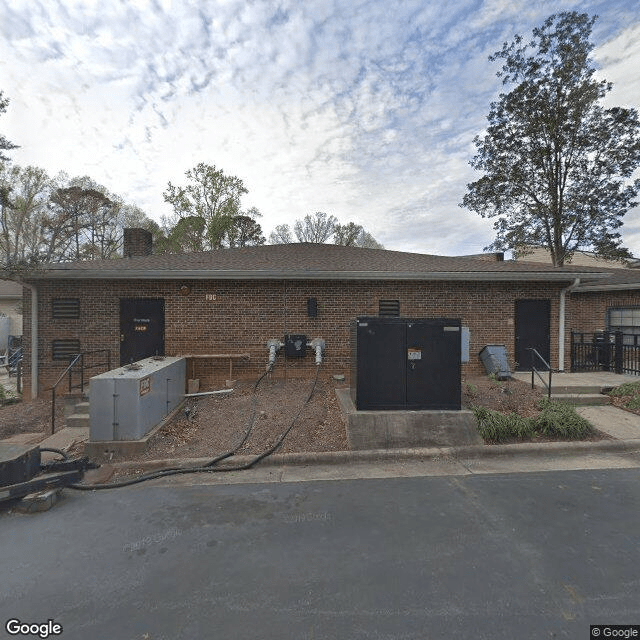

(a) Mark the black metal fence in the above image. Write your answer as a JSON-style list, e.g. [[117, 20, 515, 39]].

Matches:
[[571, 330, 640, 375]]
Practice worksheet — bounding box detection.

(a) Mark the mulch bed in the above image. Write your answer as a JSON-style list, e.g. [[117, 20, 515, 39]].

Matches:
[[1, 374, 615, 459]]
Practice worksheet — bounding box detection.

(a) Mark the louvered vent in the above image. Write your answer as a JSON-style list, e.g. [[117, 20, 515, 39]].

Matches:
[[378, 299, 400, 317], [52, 298, 80, 319], [52, 339, 80, 361]]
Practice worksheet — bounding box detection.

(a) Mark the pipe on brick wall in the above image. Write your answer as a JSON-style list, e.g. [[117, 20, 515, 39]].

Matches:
[[310, 338, 325, 365], [558, 278, 580, 372]]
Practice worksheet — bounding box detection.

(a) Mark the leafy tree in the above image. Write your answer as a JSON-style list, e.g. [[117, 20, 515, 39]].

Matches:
[[0, 91, 18, 162], [47, 185, 114, 261], [225, 208, 265, 247], [334, 222, 384, 248], [0, 165, 157, 269], [461, 12, 640, 266], [0, 165, 51, 265], [163, 163, 248, 250], [293, 211, 337, 243], [269, 223, 294, 244]]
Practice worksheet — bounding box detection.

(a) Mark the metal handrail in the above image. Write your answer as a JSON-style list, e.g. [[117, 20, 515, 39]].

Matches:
[[528, 347, 552, 400], [50, 349, 111, 434]]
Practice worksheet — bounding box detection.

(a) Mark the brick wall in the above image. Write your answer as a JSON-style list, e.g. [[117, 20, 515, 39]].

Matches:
[[22, 278, 566, 398], [567, 290, 640, 334]]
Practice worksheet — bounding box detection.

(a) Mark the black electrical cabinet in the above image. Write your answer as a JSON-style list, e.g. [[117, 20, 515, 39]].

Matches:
[[351, 317, 461, 410]]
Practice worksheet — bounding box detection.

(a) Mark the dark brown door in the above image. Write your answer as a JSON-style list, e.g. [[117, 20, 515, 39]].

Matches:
[[120, 299, 165, 366], [515, 299, 550, 371]]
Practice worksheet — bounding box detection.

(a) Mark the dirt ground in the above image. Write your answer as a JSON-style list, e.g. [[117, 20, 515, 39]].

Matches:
[[461, 374, 544, 417], [0, 374, 613, 457], [107, 377, 350, 464], [0, 396, 63, 439]]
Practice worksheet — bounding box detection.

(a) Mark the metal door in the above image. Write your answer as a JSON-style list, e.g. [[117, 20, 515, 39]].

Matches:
[[406, 320, 461, 409], [515, 299, 550, 370], [355, 319, 406, 409], [119, 299, 165, 366]]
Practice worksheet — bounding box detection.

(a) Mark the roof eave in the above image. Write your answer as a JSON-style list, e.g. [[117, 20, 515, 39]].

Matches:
[[573, 283, 640, 292], [32, 269, 610, 282]]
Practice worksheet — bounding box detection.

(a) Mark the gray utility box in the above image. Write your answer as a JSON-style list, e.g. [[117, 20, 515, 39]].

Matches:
[[479, 345, 512, 379], [90, 357, 186, 441]]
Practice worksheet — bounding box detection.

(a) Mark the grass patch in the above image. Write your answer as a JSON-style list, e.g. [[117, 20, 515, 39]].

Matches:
[[625, 396, 640, 410], [473, 400, 593, 443]]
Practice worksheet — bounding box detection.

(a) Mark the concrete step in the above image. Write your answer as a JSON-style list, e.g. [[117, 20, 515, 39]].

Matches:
[[549, 385, 607, 395], [551, 393, 610, 406], [66, 413, 90, 429], [74, 402, 90, 413]]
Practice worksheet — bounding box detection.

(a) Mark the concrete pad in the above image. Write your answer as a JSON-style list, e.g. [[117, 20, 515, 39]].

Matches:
[[512, 371, 638, 393], [13, 488, 62, 513], [0, 432, 44, 445], [336, 388, 482, 450], [39, 427, 89, 461], [576, 405, 640, 440]]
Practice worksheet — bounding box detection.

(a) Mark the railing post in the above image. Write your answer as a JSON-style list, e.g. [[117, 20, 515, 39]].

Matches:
[[530, 348, 534, 389], [80, 354, 84, 393], [614, 330, 624, 374], [570, 330, 575, 372]]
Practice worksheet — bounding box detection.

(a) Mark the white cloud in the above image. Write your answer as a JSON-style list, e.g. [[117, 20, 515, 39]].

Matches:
[[1, 0, 640, 256]]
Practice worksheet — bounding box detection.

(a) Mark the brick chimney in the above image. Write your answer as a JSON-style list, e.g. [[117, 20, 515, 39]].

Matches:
[[123, 228, 153, 257]]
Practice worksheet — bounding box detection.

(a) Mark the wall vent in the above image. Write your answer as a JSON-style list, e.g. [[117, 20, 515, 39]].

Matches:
[[52, 298, 80, 319], [52, 339, 80, 361], [379, 299, 400, 317]]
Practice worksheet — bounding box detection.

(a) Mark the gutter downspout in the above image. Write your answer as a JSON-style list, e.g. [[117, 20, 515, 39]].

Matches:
[[17, 281, 38, 399], [558, 278, 580, 372]]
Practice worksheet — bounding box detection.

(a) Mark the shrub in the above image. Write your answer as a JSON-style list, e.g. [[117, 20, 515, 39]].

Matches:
[[473, 400, 593, 443], [534, 400, 593, 439], [608, 381, 640, 397], [472, 406, 535, 443]]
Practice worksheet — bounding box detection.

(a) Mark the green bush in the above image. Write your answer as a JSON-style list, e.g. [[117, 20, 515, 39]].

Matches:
[[472, 406, 535, 443], [473, 400, 593, 443], [608, 381, 640, 397], [533, 399, 593, 439]]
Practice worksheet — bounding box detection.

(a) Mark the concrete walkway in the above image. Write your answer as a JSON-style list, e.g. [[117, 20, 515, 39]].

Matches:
[[512, 370, 638, 392], [577, 405, 640, 440]]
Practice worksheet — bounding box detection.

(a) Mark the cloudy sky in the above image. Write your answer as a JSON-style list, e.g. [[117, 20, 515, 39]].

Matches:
[[1, 0, 639, 255]]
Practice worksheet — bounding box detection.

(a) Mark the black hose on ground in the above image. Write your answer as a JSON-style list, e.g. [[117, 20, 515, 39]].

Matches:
[[68, 363, 320, 490]]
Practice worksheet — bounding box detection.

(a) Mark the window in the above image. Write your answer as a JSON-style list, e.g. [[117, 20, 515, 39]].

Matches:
[[608, 307, 640, 344], [52, 298, 80, 319], [379, 299, 400, 317], [52, 339, 80, 361]]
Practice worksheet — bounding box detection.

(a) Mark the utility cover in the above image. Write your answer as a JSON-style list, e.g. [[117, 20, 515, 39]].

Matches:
[[285, 334, 307, 357], [352, 317, 461, 410]]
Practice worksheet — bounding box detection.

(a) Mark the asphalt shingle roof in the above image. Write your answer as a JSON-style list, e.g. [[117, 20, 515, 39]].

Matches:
[[31, 243, 613, 282]]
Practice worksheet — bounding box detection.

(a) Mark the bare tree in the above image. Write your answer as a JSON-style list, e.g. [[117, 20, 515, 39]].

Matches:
[[269, 223, 294, 244], [293, 212, 337, 243]]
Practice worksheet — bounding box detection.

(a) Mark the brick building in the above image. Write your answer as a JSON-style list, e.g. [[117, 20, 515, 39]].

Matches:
[[17, 229, 640, 399]]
